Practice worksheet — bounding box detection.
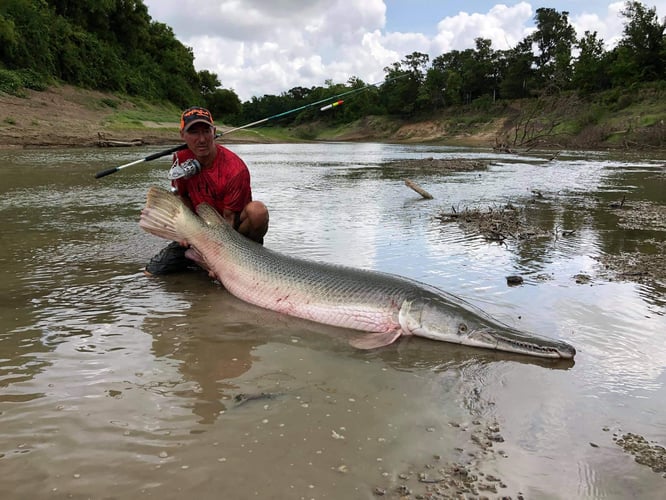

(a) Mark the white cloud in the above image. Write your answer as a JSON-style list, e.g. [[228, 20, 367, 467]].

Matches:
[[432, 3, 534, 53], [143, 1, 666, 101], [570, 2, 626, 49], [146, 0, 388, 98]]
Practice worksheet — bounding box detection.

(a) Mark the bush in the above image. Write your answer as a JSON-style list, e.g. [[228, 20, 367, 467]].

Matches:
[[16, 68, 48, 90], [0, 68, 49, 96], [470, 95, 495, 112], [0, 68, 23, 95], [576, 104, 606, 128], [100, 97, 119, 108]]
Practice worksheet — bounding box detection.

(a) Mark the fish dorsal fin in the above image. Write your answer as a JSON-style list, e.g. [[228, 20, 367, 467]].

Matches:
[[349, 330, 403, 350], [196, 203, 227, 227]]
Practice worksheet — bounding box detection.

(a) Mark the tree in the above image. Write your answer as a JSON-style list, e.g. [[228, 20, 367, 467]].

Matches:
[[198, 70, 221, 96], [497, 39, 535, 99], [431, 51, 463, 105], [381, 62, 416, 115], [402, 52, 430, 82], [423, 66, 447, 109], [470, 38, 498, 100], [573, 31, 611, 94], [333, 77, 382, 120], [531, 7, 577, 91], [1, 0, 55, 73], [143, 21, 199, 105], [205, 88, 241, 120], [613, 1, 665, 83]]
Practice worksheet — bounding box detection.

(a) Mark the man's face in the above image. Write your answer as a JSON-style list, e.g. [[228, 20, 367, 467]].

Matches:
[[181, 123, 215, 158]]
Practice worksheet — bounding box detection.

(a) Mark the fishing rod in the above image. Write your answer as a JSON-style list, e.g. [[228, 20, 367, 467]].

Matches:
[[94, 74, 408, 179]]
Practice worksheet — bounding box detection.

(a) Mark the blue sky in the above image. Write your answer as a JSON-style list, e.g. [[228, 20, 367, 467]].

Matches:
[[143, 1, 666, 101], [383, 1, 612, 33]]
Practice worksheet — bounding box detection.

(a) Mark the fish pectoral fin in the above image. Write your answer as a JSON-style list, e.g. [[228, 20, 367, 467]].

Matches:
[[349, 330, 402, 350]]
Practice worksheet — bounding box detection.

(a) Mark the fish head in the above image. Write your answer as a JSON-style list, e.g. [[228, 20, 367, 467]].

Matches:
[[465, 325, 576, 359], [399, 296, 576, 359]]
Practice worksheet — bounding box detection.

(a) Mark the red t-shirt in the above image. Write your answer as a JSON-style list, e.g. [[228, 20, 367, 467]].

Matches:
[[171, 144, 252, 214]]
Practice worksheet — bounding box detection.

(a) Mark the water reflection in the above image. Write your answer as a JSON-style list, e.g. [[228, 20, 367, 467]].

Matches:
[[142, 281, 266, 424], [372, 337, 575, 373]]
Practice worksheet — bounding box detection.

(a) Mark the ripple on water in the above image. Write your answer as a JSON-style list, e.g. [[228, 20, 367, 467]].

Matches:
[[1, 145, 665, 499]]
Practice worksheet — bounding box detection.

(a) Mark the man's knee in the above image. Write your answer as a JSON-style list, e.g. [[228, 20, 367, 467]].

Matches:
[[246, 201, 269, 225], [240, 201, 269, 242]]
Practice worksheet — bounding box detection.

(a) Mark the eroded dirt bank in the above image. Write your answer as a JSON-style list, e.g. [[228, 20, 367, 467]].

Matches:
[[4, 84, 664, 150]]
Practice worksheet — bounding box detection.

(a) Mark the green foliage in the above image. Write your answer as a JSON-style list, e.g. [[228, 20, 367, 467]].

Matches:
[[573, 31, 611, 94], [100, 97, 119, 108], [0, 68, 48, 95], [531, 8, 577, 88], [1, 0, 662, 131], [1, 0, 55, 74], [575, 104, 607, 129], [470, 95, 495, 112], [1, 0, 216, 107], [205, 89, 242, 122], [0, 69, 25, 96], [616, 1, 665, 82], [497, 39, 536, 99], [199, 70, 221, 96]]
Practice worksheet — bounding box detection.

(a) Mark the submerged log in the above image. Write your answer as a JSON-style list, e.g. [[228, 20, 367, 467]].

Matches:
[[404, 178, 433, 199]]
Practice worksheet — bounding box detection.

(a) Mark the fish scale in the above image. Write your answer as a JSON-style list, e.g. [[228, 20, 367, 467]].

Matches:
[[215, 235, 405, 332]]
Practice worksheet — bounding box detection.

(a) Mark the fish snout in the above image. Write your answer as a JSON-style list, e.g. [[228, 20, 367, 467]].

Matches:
[[473, 327, 576, 359]]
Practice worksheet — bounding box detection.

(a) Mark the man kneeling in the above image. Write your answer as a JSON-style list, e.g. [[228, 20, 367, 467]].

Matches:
[[145, 106, 269, 275]]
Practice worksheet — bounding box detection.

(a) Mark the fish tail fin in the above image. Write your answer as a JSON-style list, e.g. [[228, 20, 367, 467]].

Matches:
[[139, 186, 201, 242]]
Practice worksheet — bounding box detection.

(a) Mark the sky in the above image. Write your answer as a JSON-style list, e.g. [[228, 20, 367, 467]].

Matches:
[[142, 1, 666, 101]]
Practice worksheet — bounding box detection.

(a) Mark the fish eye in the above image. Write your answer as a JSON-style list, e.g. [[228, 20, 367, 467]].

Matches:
[[458, 323, 468, 333]]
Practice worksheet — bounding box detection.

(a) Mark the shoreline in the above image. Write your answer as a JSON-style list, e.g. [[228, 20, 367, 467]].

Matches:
[[2, 85, 664, 152]]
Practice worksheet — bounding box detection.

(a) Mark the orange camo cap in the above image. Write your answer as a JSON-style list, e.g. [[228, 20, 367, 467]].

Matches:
[[180, 106, 214, 131]]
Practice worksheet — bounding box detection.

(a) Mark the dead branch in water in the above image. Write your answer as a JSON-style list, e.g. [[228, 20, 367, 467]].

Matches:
[[404, 178, 433, 199], [437, 204, 548, 243]]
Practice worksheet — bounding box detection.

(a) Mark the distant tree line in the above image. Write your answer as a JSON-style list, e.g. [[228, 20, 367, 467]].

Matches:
[[237, 1, 665, 127], [1, 1, 664, 125]]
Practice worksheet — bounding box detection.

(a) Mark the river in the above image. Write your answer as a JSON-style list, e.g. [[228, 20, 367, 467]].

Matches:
[[0, 142, 664, 499]]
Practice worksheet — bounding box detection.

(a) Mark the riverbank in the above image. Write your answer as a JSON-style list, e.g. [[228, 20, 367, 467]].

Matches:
[[0, 85, 494, 149], [0, 85, 272, 149], [3, 84, 664, 151]]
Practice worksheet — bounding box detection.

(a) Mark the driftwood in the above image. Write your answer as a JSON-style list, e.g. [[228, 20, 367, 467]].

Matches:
[[386, 158, 489, 171], [493, 139, 517, 154], [97, 132, 144, 147], [404, 178, 433, 199], [437, 204, 549, 243]]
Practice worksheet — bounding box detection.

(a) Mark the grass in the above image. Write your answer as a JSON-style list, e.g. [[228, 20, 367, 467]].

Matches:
[[103, 99, 181, 130], [231, 125, 302, 142]]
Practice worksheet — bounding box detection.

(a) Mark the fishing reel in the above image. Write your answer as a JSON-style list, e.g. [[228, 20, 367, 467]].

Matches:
[[168, 158, 201, 180]]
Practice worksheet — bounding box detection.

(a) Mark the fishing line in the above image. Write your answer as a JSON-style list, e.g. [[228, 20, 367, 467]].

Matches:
[[94, 74, 409, 179]]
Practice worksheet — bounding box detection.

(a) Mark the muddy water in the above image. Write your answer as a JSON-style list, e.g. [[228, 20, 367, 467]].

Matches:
[[0, 143, 664, 499]]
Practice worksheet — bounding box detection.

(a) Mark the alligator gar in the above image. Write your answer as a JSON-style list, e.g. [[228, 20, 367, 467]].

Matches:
[[139, 187, 575, 359]]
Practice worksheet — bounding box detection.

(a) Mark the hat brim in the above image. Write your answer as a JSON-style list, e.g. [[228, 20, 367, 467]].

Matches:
[[182, 119, 214, 132]]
